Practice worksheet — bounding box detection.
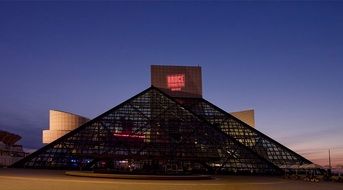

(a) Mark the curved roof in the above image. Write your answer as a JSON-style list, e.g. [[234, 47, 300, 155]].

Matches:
[[50, 109, 89, 120], [0, 130, 21, 145]]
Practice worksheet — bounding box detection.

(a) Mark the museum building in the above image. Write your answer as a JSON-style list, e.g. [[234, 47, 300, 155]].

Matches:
[[12, 65, 314, 175]]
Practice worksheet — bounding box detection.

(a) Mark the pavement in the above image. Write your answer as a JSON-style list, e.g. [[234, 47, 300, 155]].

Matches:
[[0, 168, 342, 190], [65, 171, 213, 180]]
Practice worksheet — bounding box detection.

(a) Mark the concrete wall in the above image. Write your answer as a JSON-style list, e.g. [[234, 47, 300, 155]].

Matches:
[[229, 109, 255, 128], [42, 110, 89, 144]]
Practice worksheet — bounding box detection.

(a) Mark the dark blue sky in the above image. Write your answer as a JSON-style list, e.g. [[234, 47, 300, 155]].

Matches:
[[1, 1, 342, 165]]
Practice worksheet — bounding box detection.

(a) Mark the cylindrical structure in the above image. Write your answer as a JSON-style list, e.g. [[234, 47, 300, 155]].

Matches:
[[42, 110, 89, 144]]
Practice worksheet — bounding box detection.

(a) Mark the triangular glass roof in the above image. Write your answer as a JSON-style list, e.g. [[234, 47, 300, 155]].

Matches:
[[13, 86, 312, 174]]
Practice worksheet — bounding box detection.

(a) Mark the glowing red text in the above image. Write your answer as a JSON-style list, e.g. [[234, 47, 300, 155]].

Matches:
[[167, 74, 185, 91]]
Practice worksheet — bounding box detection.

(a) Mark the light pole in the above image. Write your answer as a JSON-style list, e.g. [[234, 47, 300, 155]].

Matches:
[[329, 149, 332, 169], [328, 149, 332, 177]]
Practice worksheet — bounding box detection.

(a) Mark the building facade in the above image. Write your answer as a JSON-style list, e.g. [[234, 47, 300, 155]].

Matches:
[[12, 65, 314, 175], [0, 130, 27, 166], [230, 109, 255, 128], [42, 110, 89, 144]]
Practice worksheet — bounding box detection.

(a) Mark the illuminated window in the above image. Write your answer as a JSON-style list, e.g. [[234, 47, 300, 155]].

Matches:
[[167, 74, 185, 91]]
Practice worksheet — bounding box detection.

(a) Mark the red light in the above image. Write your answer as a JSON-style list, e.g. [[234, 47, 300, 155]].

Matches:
[[113, 133, 145, 139], [167, 74, 185, 91]]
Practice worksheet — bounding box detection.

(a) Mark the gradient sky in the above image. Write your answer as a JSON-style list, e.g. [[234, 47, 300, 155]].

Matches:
[[0, 1, 342, 166]]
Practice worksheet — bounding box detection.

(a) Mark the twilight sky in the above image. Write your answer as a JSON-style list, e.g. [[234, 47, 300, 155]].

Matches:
[[0, 1, 342, 166]]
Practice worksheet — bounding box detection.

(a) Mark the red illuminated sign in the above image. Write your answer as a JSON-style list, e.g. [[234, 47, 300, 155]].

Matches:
[[113, 133, 145, 139], [167, 74, 185, 91], [113, 133, 145, 142]]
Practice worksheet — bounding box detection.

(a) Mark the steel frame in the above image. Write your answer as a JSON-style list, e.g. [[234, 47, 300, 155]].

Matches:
[[12, 86, 313, 175]]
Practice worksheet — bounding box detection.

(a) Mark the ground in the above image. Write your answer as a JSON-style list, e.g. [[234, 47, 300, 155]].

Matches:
[[0, 169, 342, 190]]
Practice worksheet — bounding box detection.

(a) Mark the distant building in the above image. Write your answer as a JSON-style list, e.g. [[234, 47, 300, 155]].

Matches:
[[0, 130, 27, 166]]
